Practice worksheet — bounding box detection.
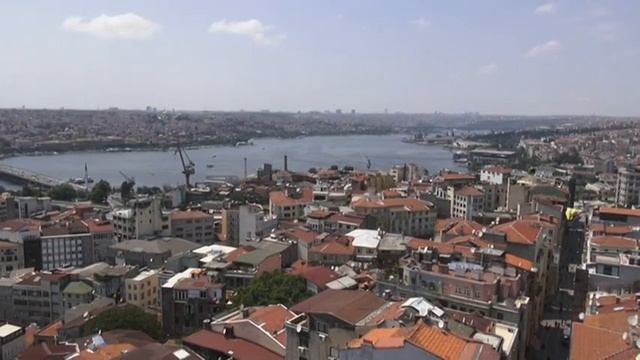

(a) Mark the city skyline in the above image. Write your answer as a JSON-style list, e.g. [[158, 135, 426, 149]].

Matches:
[[0, 0, 639, 116]]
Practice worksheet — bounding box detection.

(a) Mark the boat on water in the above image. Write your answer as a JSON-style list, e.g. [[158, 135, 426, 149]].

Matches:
[[206, 164, 214, 168], [235, 138, 254, 147]]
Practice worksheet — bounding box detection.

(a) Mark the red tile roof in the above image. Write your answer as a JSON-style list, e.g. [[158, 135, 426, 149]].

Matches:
[[352, 198, 432, 211], [570, 319, 637, 360], [83, 219, 114, 233], [493, 220, 550, 245], [290, 290, 387, 326], [170, 210, 213, 221], [438, 172, 476, 182], [306, 210, 334, 220], [296, 266, 338, 289], [482, 165, 512, 174], [269, 187, 313, 207], [282, 228, 319, 245], [442, 220, 484, 236], [455, 186, 484, 197], [0, 218, 41, 232], [505, 253, 536, 272], [590, 223, 633, 235], [591, 236, 638, 249], [408, 322, 468, 359], [599, 207, 640, 218], [183, 330, 282, 360]]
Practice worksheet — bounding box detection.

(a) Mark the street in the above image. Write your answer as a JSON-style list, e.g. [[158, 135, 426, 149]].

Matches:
[[531, 217, 585, 360]]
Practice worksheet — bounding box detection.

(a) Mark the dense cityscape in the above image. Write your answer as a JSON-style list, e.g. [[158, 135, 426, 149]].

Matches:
[[0, 114, 639, 359]]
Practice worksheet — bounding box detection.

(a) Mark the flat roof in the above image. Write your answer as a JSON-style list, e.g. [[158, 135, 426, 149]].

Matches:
[[347, 229, 381, 249], [131, 269, 158, 282], [0, 324, 22, 338]]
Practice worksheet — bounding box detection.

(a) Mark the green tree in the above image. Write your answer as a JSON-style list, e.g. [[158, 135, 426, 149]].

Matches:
[[553, 148, 582, 165], [21, 185, 43, 197], [90, 180, 111, 204], [120, 181, 134, 201], [82, 306, 163, 340], [47, 184, 78, 201], [233, 271, 312, 307]]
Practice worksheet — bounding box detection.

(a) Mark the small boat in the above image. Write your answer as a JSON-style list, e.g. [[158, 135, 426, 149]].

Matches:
[[211, 155, 217, 158], [206, 164, 214, 168]]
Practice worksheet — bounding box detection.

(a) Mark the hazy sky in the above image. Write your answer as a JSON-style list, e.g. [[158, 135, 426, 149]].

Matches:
[[0, 0, 638, 115]]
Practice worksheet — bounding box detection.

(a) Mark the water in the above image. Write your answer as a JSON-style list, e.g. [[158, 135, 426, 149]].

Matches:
[[0, 134, 462, 187]]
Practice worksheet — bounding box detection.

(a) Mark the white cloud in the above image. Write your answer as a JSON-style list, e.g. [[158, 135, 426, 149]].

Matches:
[[411, 17, 431, 29], [208, 19, 286, 46], [524, 40, 562, 58], [534, 3, 558, 15], [478, 63, 498, 76], [62, 13, 160, 39]]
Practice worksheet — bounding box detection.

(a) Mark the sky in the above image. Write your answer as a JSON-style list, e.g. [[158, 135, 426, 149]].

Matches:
[[0, 0, 638, 116]]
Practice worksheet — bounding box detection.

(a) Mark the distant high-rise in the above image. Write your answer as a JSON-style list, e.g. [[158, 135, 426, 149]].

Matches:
[[616, 166, 640, 207]]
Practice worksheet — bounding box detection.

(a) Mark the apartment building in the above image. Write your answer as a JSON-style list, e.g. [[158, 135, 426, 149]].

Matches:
[[616, 165, 640, 207], [12, 271, 72, 326], [305, 211, 375, 234], [62, 281, 94, 309], [161, 268, 226, 337], [219, 207, 240, 246], [111, 196, 168, 241], [0, 241, 21, 276], [480, 166, 512, 185], [451, 186, 485, 220], [124, 269, 159, 310], [238, 204, 277, 243], [170, 210, 215, 244], [223, 248, 282, 289], [351, 198, 436, 237], [269, 187, 313, 220], [0, 323, 25, 360], [286, 290, 391, 360]]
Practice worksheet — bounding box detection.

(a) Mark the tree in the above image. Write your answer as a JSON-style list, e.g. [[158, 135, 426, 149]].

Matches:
[[308, 167, 318, 174], [47, 184, 78, 201], [82, 306, 163, 340], [137, 186, 162, 195], [90, 180, 111, 204], [21, 185, 43, 197], [120, 181, 134, 201], [553, 148, 582, 165], [233, 271, 312, 307]]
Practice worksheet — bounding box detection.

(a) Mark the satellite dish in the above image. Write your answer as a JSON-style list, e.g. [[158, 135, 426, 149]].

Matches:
[[629, 314, 639, 327], [437, 320, 445, 329], [579, 312, 585, 320], [623, 332, 628, 341], [296, 324, 302, 333], [635, 338, 640, 349]]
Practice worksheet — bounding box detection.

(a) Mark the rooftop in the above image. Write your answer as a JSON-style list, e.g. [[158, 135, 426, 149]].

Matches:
[[290, 289, 387, 326], [110, 238, 200, 255], [347, 229, 383, 249], [0, 323, 21, 338], [63, 281, 94, 295], [183, 330, 282, 360]]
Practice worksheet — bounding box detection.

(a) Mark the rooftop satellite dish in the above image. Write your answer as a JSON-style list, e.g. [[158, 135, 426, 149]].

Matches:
[[635, 338, 640, 349], [629, 314, 639, 327], [623, 332, 629, 341], [437, 320, 445, 329], [296, 324, 302, 333], [579, 312, 585, 320]]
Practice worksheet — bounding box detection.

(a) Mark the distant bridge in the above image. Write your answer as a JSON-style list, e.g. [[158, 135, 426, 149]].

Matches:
[[0, 164, 86, 191]]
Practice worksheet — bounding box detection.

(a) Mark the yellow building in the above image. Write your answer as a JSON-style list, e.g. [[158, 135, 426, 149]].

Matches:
[[124, 269, 159, 310]]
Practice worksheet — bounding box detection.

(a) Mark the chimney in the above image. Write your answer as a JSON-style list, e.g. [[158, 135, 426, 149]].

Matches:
[[284, 155, 288, 172]]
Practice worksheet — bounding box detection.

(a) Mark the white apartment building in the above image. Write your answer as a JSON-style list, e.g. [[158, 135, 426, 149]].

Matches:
[[616, 166, 640, 207], [111, 196, 169, 241]]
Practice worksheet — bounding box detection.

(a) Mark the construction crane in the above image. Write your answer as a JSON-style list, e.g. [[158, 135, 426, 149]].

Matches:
[[175, 143, 195, 188], [119, 171, 136, 187]]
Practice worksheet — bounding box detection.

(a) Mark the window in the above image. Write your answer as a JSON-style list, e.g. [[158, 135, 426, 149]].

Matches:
[[497, 313, 504, 320]]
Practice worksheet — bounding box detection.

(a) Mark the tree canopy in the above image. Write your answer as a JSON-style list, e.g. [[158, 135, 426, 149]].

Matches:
[[82, 306, 163, 340], [47, 183, 78, 201], [90, 180, 111, 204], [233, 271, 312, 307], [120, 181, 134, 201]]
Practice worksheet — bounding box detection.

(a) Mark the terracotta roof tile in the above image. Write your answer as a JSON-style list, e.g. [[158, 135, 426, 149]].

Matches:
[[591, 236, 638, 249], [455, 186, 484, 197], [269, 188, 313, 207], [407, 322, 468, 359], [183, 330, 282, 360], [290, 289, 387, 326], [600, 207, 640, 218], [505, 253, 535, 272]]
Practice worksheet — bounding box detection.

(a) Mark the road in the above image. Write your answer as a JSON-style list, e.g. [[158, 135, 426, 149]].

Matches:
[[532, 217, 585, 360]]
